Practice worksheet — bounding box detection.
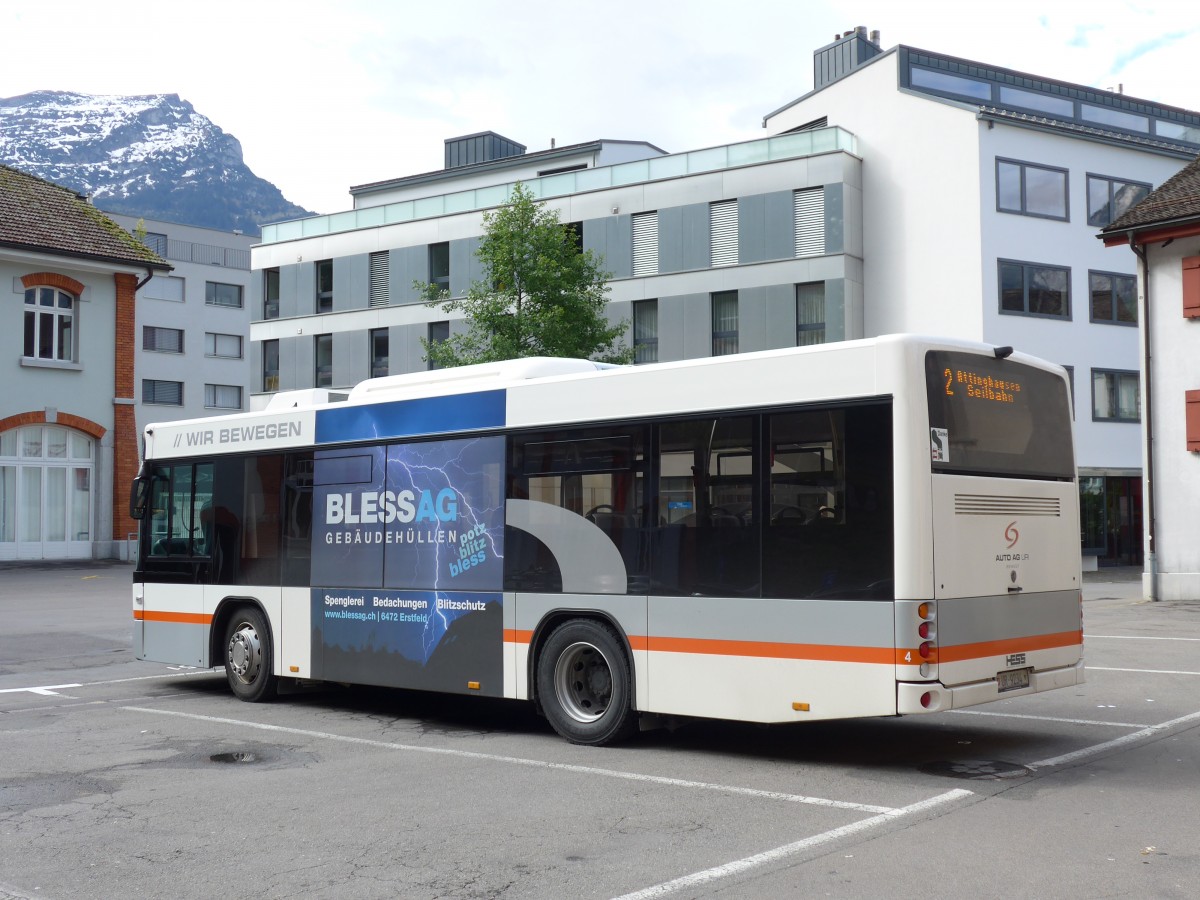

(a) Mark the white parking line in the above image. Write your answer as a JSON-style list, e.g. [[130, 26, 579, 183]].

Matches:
[[1088, 666, 1200, 676], [1029, 709, 1200, 769], [123, 706, 899, 814], [1085, 634, 1200, 641], [0, 683, 80, 696], [611, 789, 973, 900], [950, 709, 1148, 728]]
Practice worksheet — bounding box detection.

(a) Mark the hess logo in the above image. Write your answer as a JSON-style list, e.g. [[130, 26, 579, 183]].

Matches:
[[1005, 521, 1020, 549]]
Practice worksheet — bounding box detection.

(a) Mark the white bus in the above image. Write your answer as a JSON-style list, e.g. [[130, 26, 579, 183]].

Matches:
[[130, 335, 1083, 745]]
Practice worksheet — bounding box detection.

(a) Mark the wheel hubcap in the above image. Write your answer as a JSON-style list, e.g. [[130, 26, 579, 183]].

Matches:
[[553, 641, 613, 724], [227, 623, 262, 685]]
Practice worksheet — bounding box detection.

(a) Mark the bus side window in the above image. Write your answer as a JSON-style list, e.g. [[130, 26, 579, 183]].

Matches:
[[654, 416, 758, 597], [506, 427, 649, 594], [281, 453, 314, 587]]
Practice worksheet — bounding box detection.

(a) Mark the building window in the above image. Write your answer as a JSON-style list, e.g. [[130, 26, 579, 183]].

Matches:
[[796, 282, 826, 345], [1087, 174, 1152, 227], [204, 384, 242, 410], [368, 252, 390, 308], [1089, 271, 1137, 325], [205, 281, 243, 308], [23, 287, 76, 362], [369, 328, 389, 378], [633, 300, 658, 364], [1092, 370, 1139, 422], [563, 221, 583, 253], [315, 260, 333, 313], [712, 291, 738, 356], [999, 260, 1071, 319], [427, 321, 449, 370], [143, 326, 184, 353], [632, 212, 659, 276], [996, 159, 1069, 220], [143, 379, 183, 406], [144, 275, 184, 302], [429, 243, 450, 293], [710, 200, 738, 267], [205, 332, 243, 358], [794, 188, 825, 257], [264, 268, 280, 319], [314, 334, 333, 387], [1, 425, 94, 547], [262, 339, 279, 392]]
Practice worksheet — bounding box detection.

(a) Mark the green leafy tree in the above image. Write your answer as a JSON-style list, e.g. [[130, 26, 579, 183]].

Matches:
[[419, 182, 632, 367]]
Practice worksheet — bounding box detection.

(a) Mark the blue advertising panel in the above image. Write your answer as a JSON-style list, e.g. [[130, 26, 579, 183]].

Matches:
[[310, 435, 506, 693]]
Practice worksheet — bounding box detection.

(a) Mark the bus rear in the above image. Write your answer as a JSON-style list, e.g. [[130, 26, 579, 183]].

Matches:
[[897, 348, 1083, 714]]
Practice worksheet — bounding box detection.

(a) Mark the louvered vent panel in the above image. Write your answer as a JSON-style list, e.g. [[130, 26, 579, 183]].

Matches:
[[632, 212, 659, 276], [794, 188, 825, 257], [710, 200, 738, 267], [954, 494, 1061, 516], [369, 251, 390, 308]]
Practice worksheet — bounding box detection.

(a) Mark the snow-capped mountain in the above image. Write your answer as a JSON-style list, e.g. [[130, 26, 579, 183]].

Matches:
[[0, 91, 312, 235]]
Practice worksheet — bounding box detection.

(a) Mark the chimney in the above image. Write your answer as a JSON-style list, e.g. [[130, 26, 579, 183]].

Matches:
[[814, 26, 884, 90]]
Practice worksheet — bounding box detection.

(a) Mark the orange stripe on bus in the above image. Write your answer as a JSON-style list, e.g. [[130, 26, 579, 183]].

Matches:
[[133, 610, 212, 625], [639, 635, 893, 664], [936, 630, 1082, 663], [504, 629, 534, 644]]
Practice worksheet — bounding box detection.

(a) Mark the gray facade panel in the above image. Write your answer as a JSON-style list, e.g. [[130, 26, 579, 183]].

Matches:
[[449, 238, 473, 297], [658, 205, 709, 274], [278, 263, 302, 319], [391, 246, 427, 305], [279, 335, 305, 392], [739, 285, 795, 353], [824, 184, 845, 256], [584, 215, 631, 279], [337, 254, 368, 312], [658, 293, 709, 362], [764, 191, 796, 261], [249, 339, 263, 393], [739, 192, 795, 265], [738, 194, 767, 265], [826, 278, 847, 343], [465, 236, 486, 287], [298, 261, 317, 316], [332, 331, 356, 387]]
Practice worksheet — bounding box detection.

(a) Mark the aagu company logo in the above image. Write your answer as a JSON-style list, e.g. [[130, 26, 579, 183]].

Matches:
[[996, 520, 1029, 563], [1005, 521, 1019, 548]]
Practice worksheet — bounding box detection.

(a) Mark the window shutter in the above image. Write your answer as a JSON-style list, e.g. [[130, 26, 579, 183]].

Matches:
[[794, 188, 826, 257], [369, 251, 390, 308], [1184, 256, 1200, 318], [710, 200, 738, 267], [632, 212, 659, 276], [1188, 390, 1200, 452]]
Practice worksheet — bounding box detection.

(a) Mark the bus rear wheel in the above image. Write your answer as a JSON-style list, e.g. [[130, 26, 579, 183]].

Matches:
[[537, 619, 636, 746], [224, 606, 277, 703]]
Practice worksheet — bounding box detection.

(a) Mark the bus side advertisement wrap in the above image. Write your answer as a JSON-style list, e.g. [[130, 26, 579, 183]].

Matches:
[[310, 435, 506, 695]]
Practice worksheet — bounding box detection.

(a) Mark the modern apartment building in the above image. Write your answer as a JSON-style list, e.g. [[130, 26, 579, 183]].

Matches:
[[107, 214, 255, 431], [249, 32, 1200, 567], [762, 29, 1199, 568]]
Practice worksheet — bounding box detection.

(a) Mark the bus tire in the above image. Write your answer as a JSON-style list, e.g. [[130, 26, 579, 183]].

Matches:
[[536, 619, 636, 746], [223, 606, 277, 703]]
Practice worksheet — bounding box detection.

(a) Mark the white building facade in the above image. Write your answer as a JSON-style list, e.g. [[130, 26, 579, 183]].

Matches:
[[764, 33, 1200, 568]]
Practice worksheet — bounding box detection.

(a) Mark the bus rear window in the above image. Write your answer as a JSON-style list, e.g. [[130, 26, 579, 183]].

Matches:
[[925, 350, 1074, 479]]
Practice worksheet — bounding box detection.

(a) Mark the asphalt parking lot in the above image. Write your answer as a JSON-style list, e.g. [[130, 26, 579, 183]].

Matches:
[[1, 561, 1198, 899]]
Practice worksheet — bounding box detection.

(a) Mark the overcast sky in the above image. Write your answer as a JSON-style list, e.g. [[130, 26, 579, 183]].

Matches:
[[4, 1, 1198, 216]]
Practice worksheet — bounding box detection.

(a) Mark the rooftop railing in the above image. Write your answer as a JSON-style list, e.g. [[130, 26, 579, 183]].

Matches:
[[260, 126, 857, 244]]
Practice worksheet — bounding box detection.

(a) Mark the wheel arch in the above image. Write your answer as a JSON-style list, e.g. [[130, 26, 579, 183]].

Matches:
[[209, 595, 273, 668], [527, 608, 636, 713]]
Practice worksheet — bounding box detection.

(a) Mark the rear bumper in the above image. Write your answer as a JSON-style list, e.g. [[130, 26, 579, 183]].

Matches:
[[897, 659, 1085, 714]]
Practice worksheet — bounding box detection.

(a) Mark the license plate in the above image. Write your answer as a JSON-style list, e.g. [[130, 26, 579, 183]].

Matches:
[[997, 667, 1031, 693]]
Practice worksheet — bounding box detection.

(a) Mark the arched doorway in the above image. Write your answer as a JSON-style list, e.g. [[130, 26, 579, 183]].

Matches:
[[0, 424, 95, 560]]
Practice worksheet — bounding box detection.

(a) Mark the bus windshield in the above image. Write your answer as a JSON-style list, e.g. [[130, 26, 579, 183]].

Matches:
[[925, 350, 1075, 480]]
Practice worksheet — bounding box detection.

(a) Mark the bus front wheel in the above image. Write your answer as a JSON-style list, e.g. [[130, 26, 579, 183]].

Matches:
[[223, 606, 277, 703], [536, 619, 636, 746]]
